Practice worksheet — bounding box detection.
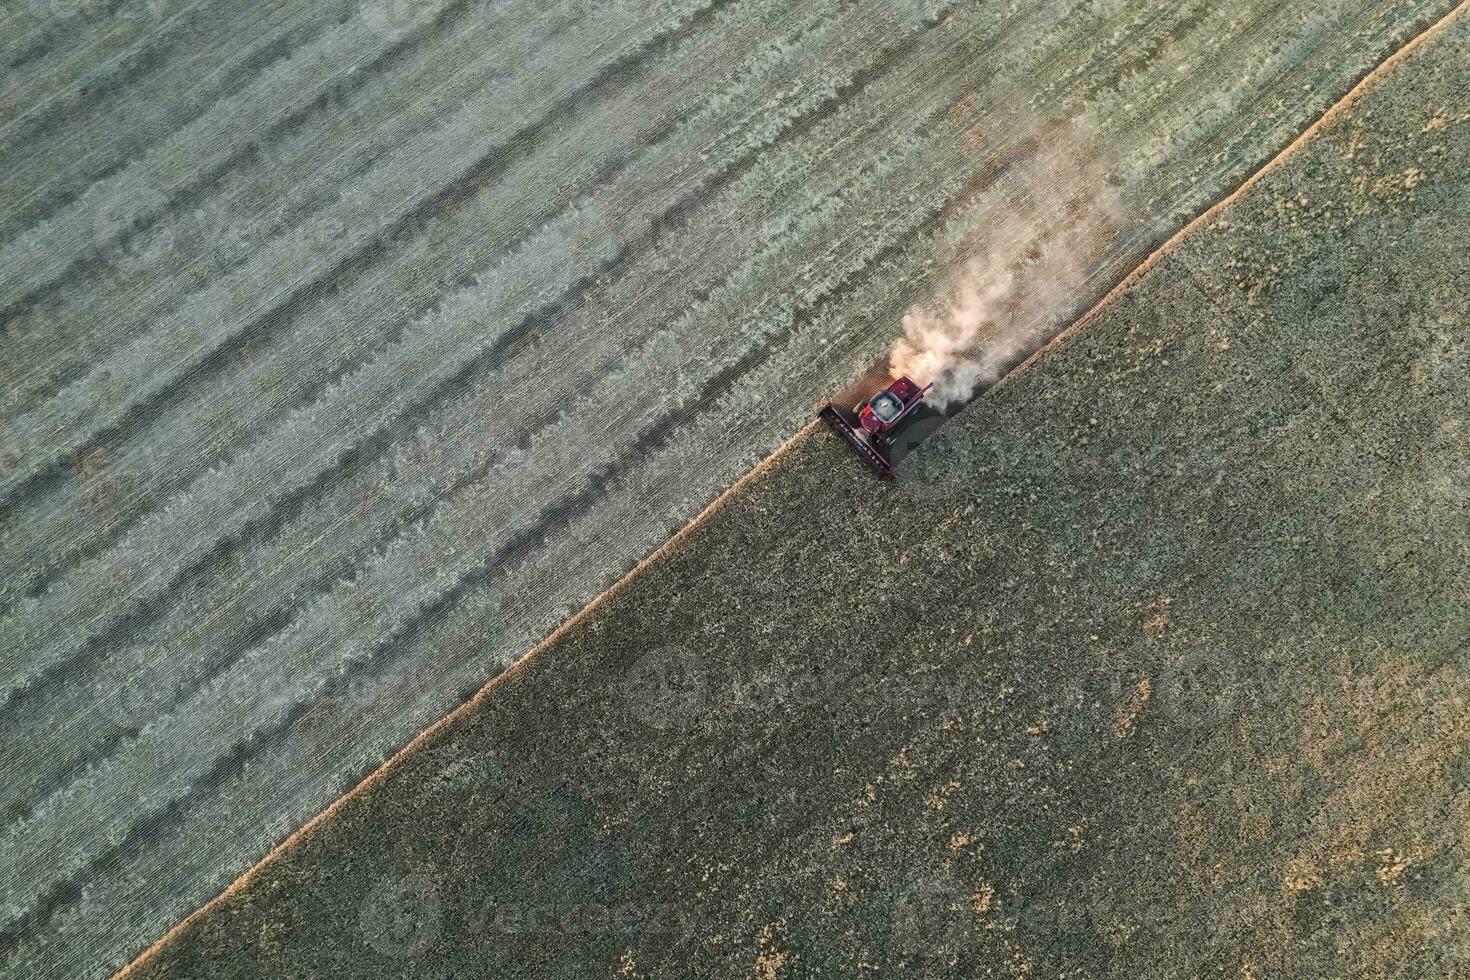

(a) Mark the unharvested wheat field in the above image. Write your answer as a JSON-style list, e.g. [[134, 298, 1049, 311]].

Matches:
[[0, 0, 1460, 975], [124, 9, 1470, 975]]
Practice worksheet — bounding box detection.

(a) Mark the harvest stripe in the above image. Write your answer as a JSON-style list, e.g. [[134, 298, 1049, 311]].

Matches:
[[0, 1, 1458, 976], [0, 0, 994, 815], [0, 0, 933, 620], [0, 0, 734, 508]]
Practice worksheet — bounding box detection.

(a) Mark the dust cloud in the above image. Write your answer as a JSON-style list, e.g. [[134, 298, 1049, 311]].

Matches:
[[890, 130, 1124, 410]]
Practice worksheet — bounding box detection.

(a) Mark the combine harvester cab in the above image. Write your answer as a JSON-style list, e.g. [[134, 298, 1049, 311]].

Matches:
[[819, 369, 961, 478]]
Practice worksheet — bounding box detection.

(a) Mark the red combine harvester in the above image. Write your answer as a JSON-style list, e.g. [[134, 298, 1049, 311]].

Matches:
[[819, 374, 937, 478], [856, 376, 932, 443]]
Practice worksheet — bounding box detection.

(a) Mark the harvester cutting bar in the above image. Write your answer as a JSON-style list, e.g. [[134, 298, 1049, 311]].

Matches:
[[819, 404, 893, 478]]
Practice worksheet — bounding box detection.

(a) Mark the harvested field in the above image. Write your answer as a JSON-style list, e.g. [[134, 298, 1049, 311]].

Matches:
[[121, 6, 1469, 977], [0, 0, 1464, 976]]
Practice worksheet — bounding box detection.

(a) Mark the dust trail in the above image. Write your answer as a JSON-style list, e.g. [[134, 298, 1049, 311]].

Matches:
[[890, 125, 1124, 409]]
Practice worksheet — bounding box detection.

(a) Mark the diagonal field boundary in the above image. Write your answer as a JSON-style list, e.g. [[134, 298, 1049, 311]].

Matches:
[[114, 0, 1470, 975]]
